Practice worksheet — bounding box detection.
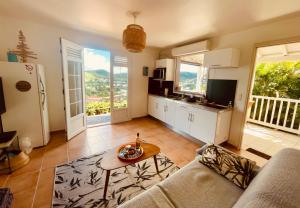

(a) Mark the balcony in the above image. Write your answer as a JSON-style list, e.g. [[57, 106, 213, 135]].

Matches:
[[248, 95, 299, 134], [243, 95, 300, 156]]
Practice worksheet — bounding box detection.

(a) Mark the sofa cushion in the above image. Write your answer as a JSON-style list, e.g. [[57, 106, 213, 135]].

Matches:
[[120, 158, 243, 208], [233, 148, 300, 208], [158, 158, 243, 208], [200, 144, 257, 189], [119, 185, 175, 208]]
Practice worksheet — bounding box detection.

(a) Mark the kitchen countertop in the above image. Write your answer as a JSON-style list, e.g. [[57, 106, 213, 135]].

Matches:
[[149, 94, 232, 113]]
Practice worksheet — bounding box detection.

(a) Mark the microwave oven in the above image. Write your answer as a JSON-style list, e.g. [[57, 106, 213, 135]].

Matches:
[[153, 68, 166, 80]]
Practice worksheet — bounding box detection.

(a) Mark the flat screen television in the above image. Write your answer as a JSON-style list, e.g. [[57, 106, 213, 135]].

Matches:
[[206, 79, 237, 106], [0, 78, 6, 114]]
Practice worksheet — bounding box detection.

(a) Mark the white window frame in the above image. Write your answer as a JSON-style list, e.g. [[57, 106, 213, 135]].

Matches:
[[174, 55, 208, 95]]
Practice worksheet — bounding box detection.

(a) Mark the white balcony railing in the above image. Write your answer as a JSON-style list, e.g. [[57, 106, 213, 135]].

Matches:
[[247, 95, 300, 134]]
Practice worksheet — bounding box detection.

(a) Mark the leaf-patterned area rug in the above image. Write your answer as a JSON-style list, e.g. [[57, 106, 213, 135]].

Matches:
[[52, 152, 179, 208]]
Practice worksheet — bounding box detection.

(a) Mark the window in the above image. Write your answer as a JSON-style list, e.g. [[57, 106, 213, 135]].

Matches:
[[176, 53, 208, 94]]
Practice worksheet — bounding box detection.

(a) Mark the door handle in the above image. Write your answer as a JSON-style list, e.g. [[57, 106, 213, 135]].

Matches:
[[188, 113, 191, 121]]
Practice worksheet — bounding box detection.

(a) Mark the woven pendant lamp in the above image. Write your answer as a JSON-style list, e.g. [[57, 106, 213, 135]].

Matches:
[[123, 12, 146, 53]]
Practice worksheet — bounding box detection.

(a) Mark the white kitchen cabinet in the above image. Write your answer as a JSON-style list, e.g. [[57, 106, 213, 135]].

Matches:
[[155, 59, 175, 81], [148, 94, 232, 144], [174, 104, 190, 133], [174, 104, 232, 144], [164, 99, 176, 126], [148, 95, 176, 126], [174, 105, 217, 143], [148, 95, 164, 121], [203, 48, 240, 68], [189, 108, 217, 144]]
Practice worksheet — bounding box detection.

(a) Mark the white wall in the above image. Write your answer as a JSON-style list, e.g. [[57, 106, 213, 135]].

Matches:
[[0, 16, 159, 131], [160, 16, 300, 148]]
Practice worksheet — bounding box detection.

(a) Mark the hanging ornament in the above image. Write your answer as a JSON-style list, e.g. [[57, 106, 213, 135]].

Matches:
[[123, 12, 146, 53]]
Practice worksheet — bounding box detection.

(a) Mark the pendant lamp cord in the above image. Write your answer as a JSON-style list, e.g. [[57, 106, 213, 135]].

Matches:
[[131, 11, 139, 24]]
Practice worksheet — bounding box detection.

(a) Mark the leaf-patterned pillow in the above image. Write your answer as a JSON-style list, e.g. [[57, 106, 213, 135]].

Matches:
[[199, 145, 256, 189]]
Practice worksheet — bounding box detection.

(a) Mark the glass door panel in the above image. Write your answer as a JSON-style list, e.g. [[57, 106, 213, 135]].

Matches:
[[113, 66, 128, 109], [68, 60, 84, 117], [110, 54, 130, 123]]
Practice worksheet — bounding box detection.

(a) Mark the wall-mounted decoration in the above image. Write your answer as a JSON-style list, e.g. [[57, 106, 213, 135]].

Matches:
[[143, 66, 149, 76], [12, 30, 37, 63], [7, 50, 18, 62], [16, 81, 31, 92]]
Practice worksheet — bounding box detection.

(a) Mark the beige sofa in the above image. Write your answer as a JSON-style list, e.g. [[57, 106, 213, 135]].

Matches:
[[119, 147, 300, 208]]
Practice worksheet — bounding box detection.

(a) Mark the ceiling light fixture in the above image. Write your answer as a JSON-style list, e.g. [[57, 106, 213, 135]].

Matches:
[[123, 11, 146, 53]]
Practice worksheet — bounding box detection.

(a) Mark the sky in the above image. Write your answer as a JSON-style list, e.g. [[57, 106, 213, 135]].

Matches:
[[84, 48, 110, 71], [180, 63, 200, 73]]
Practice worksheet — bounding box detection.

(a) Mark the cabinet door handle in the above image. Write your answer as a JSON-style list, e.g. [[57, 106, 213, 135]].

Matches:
[[188, 113, 191, 121]]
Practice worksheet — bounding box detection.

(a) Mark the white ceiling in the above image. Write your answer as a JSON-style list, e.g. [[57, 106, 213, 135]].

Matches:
[[1, 0, 300, 48]]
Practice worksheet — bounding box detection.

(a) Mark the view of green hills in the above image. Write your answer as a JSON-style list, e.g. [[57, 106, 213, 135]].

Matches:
[[85, 69, 128, 115], [179, 71, 197, 91], [85, 69, 127, 97]]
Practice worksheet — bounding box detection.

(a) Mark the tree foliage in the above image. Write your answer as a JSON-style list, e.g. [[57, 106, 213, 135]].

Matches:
[[252, 61, 300, 99]]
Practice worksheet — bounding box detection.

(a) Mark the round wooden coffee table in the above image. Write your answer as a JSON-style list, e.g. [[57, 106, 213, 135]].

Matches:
[[100, 143, 160, 200]]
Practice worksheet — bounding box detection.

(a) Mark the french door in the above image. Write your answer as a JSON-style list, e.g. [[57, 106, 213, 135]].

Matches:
[[61, 39, 86, 140], [61, 39, 130, 140], [110, 53, 130, 123]]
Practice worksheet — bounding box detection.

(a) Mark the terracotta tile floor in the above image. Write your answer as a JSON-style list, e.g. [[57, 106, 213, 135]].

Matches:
[[0, 117, 265, 207]]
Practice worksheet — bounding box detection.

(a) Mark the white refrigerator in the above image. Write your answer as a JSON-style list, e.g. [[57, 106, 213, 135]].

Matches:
[[0, 62, 50, 148]]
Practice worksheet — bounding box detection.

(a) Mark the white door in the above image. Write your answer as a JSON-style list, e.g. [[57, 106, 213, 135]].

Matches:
[[157, 98, 165, 122], [148, 95, 159, 118], [175, 104, 190, 133], [61, 39, 86, 140], [164, 99, 176, 126], [110, 54, 131, 123], [190, 108, 217, 143], [150, 96, 164, 121], [148, 95, 156, 117]]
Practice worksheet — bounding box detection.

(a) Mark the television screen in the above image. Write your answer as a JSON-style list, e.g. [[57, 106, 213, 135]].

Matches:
[[0, 78, 6, 114], [206, 79, 237, 106]]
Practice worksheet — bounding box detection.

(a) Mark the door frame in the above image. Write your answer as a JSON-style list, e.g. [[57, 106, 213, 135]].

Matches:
[[237, 36, 300, 149]]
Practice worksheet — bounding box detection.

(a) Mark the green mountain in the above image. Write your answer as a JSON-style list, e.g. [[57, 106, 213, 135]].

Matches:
[[180, 72, 197, 80], [85, 69, 127, 82], [85, 69, 109, 78]]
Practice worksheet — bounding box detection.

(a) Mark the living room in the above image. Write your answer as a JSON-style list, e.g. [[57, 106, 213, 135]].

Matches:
[[0, 0, 299, 207]]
